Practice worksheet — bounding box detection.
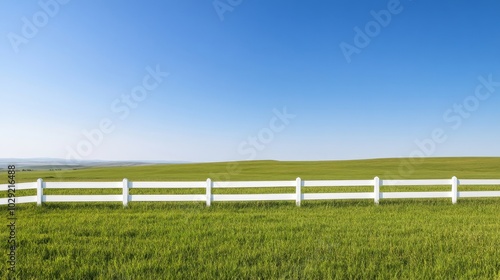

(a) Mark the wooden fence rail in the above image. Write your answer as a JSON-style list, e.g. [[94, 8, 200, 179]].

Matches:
[[1, 177, 500, 206]]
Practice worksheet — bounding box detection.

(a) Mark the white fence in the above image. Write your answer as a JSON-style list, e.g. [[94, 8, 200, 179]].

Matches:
[[1, 177, 500, 206]]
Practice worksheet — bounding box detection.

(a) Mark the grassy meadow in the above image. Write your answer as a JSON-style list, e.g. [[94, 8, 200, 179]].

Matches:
[[2, 157, 500, 279]]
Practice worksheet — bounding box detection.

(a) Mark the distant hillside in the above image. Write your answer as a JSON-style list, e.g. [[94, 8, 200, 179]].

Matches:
[[0, 158, 188, 171], [9, 157, 500, 183]]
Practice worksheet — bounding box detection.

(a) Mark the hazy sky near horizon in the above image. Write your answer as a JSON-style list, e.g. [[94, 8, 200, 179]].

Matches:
[[1, 0, 500, 162]]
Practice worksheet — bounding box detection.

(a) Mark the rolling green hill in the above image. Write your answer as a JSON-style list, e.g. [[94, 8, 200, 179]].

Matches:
[[14, 157, 500, 182], [3, 157, 500, 279]]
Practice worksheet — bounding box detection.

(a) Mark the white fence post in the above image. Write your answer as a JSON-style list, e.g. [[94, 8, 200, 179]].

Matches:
[[374, 176, 380, 205], [296, 177, 302, 206], [206, 178, 212, 207], [123, 178, 129, 207], [451, 176, 458, 204], [36, 178, 43, 206]]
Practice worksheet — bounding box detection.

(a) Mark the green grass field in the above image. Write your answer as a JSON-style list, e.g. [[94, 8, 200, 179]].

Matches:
[[2, 157, 500, 279]]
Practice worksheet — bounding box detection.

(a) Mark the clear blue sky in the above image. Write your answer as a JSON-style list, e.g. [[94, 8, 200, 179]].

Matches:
[[1, 0, 499, 162]]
